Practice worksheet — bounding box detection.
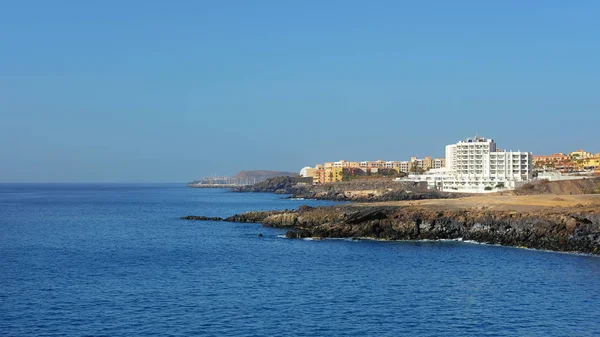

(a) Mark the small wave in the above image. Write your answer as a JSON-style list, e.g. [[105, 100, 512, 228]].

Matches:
[[276, 235, 600, 256], [323, 237, 361, 242], [461, 239, 487, 245], [510, 245, 599, 257]]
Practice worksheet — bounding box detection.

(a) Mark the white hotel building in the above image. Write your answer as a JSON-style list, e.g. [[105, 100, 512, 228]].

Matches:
[[398, 136, 533, 193]]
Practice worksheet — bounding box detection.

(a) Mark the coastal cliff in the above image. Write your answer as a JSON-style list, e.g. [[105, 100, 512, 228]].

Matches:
[[265, 205, 600, 254], [182, 195, 600, 254]]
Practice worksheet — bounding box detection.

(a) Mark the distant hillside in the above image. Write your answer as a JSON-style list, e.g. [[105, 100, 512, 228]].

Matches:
[[232, 170, 298, 181]]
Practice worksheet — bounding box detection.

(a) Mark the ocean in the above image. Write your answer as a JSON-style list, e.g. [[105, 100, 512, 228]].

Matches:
[[1, 184, 599, 336]]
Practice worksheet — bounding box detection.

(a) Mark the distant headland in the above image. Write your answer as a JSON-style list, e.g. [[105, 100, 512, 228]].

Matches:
[[188, 170, 298, 188]]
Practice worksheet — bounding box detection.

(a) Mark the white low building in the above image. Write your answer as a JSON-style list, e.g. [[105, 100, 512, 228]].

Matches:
[[537, 172, 589, 181], [396, 136, 533, 193], [398, 168, 448, 190]]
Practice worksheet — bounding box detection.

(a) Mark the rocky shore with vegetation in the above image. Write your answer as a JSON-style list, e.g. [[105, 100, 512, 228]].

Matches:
[[182, 194, 600, 255]]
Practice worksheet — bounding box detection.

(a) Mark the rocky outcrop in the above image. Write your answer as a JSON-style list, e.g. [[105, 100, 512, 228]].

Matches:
[[224, 210, 290, 223], [229, 176, 463, 202], [182, 204, 600, 254], [231, 176, 312, 194], [279, 206, 600, 254], [298, 189, 456, 202], [181, 215, 224, 221], [181, 210, 293, 223]]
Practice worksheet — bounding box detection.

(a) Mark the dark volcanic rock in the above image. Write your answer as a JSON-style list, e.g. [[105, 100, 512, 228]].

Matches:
[[180, 200, 600, 254], [224, 210, 292, 223], [231, 177, 461, 202], [231, 176, 311, 194], [291, 183, 461, 202], [181, 210, 294, 224], [185, 204, 600, 254], [180, 215, 224, 221], [342, 207, 397, 224]]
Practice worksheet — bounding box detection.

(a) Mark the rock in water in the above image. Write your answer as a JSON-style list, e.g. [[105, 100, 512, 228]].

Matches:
[[180, 215, 224, 221]]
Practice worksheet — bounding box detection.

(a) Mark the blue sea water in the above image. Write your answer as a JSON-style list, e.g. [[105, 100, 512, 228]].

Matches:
[[1, 184, 599, 336]]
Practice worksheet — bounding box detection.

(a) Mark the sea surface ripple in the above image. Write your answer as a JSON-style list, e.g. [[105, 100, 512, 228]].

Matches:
[[1, 184, 599, 336]]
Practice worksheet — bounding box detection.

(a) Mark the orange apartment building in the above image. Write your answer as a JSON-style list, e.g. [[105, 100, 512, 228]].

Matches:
[[306, 156, 446, 184], [533, 150, 600, 172]]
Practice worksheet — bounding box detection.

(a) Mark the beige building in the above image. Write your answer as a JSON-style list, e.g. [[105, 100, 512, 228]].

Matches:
[[330, 160, 360, 168], [400, 161, 410, 172], [410, 157, 425, 171], [433, 158, 446, 169], [311, 164, 344, 184], [299, 167, 319, 178], [424, 156, 432, 170], [569, 149, 594, 159]]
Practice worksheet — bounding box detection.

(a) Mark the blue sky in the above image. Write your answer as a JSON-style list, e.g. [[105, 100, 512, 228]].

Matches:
[[1, 1, 599, 182]]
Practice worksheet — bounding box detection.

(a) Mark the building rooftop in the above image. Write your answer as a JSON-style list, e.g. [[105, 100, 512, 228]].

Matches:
[[457, 136, 494, 144]]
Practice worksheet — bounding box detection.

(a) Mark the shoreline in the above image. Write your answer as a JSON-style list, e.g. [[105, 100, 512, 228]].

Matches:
[[284, 235, 600, 258], [181, 194, 600, 255]]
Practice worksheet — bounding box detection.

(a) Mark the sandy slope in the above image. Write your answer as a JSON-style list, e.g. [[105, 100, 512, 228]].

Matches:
[[358, 194, 600, 212]]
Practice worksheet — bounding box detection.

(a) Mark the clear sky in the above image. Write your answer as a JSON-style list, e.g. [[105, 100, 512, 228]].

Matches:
[[1, 1, 599, 182]]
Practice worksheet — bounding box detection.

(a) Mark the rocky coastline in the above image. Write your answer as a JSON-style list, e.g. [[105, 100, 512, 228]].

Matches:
[[230, 176, 600, 202], [181, 200, 600, 255], [230, 176, 462, 202], [188, 177, 600, 254]]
